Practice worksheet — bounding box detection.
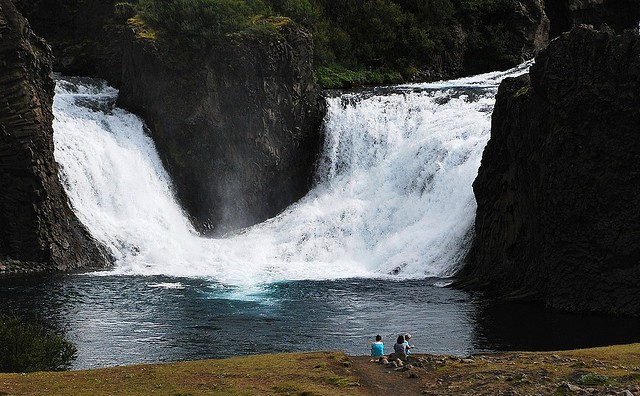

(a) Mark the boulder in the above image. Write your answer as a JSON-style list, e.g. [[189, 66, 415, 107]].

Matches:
[[0, 0, 108, 271], [460, 25, 640, 316], [118, 22, 325, 235]]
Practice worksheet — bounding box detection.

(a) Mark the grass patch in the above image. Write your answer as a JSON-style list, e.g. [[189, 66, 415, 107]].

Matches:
[[316, 66, 402, 89], [3, 345, 640, 395], [235, 15, 292, 39], [395, 344, 640, 396], [513, 85, 531, 99], [272, 381, 299, 393], [127, 16, 157, 40], [577, 372, 618, 387], [327, 375, 359, 387], [0, 351, 363, 396]]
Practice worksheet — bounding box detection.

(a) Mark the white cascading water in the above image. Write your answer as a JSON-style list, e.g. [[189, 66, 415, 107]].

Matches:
[[52, 63, 530, 286]]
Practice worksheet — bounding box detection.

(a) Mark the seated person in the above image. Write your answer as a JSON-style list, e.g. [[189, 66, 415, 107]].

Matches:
[[404, 333, 414, 354], [392, 335, 408, 360], [370, 335, 384, 357]]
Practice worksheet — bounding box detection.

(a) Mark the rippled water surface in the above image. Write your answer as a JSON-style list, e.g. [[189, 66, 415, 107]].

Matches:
[[2, 274, 640, 370]]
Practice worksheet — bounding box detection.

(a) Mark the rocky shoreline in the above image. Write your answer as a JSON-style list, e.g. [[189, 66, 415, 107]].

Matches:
[[1, 344, 640, 395], [352, 343, 640, 395]]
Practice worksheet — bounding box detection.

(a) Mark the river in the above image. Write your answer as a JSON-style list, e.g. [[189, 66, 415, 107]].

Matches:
[[1, 63, 638, 369]]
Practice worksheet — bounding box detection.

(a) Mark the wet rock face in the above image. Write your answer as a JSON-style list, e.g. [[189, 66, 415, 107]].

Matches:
[[118, 24, 325, 235], [462, 26, 640, 316], [0, 0, 108, 271]]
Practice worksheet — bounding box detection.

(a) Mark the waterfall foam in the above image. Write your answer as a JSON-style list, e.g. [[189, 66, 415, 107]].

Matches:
[[52, 63, 531, 285]]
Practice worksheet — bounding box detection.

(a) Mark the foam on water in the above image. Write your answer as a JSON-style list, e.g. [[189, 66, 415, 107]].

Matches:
[[52, 64, 530, 286]]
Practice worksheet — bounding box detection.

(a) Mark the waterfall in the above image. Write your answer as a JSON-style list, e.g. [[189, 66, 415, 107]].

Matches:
[[52, 63, 530, 285]]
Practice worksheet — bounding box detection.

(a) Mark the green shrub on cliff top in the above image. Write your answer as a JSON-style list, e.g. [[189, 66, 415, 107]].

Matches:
[[0, 314, 77, 372], [316, 66, 402, 89], [138, 0, 270, 47], [133, 0, 518, 86]]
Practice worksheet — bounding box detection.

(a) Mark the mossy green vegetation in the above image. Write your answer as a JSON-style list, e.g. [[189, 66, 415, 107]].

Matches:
[[514, 85, 532, 99], [316, 66, 402, 89], [265, 0, 516, 85], [122, 0, 519, 88], [137, 0, 271, 47], [407, 343, 640, 395], [577, 372, 618, 387], [127, 15, 157, 40], [237, 15, 293, 38]]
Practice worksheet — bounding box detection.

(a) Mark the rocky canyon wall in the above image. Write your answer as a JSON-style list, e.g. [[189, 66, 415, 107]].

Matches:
[[546, 0, 640, 38], [460, 25, 640, 316], [0, 0, 107, 271], [14, 0, 126, 85], [118, 23, 325, 235]]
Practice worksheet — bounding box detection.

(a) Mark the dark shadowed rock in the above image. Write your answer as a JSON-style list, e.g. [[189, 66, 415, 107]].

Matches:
[[0, 0, 108, 271], [545, 0, 640, 38], [461, 0, 549, 75], [118, 22, 325, 235], [459, 25, 640, 316], [14, 0, 127, 86], [509, 0, 549, 61]]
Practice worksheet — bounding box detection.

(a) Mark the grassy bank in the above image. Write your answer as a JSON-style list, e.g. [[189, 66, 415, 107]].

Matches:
[[0, 351, 358, 395], [2, 345, 640, 395]]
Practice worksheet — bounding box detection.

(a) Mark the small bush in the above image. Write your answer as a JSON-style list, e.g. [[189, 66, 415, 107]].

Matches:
[[316, 66, 402, 89], [577, 373, 618, 387], [137, 0, 270, 48], [238, 15, 291, 37], [0, 314, 77, 372]]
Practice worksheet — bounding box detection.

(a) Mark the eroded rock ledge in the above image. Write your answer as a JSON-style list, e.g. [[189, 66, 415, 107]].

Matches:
[[0, 0, 107, 271], [459, 25, 640, 316]]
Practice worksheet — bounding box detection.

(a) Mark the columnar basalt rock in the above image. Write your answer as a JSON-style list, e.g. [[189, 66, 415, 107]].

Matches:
[[0, 0, 108, 271], [118, 23, 325, 235], [460, 25, 640, 316]]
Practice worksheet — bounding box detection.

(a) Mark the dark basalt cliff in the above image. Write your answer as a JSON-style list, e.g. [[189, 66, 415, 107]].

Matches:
[[118, 24, 325, 235], [509, 0, 549, 61], [460, 25, 640, 316], [0, 0, 107, 271], [14, 0, 126, 85], [547, 0, 640, 38]]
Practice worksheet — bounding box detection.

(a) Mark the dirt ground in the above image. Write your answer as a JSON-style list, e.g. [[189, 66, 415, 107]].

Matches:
[[348, 345, 640, 396], [350, 355, 425, 395]]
